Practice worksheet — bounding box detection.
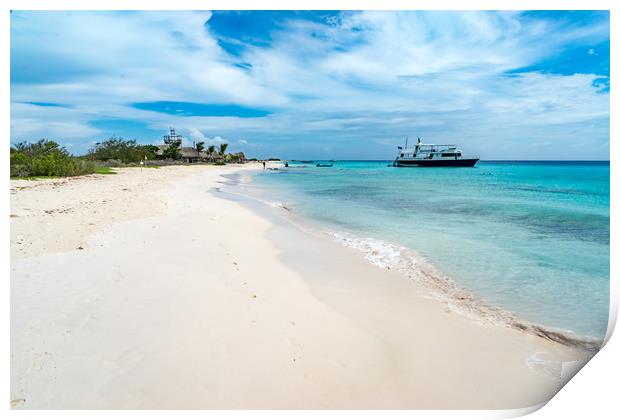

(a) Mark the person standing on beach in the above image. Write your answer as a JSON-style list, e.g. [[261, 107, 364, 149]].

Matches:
[[262, 161, 266, 170]]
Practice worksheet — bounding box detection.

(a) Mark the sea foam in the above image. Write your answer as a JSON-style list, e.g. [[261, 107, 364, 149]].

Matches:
[[326, 231, 602, 353]]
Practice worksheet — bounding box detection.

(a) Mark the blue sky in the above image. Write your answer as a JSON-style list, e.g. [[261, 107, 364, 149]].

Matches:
[[10, 10, 610, 159]]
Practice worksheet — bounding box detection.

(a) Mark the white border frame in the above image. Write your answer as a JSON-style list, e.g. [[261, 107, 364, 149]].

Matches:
[[2, 1, 616, 419]]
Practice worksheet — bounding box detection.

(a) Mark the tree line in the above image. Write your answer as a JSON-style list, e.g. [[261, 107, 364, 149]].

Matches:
[[10, 137, 247, 178]]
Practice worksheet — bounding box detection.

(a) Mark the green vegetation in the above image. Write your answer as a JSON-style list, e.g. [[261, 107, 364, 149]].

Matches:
[[205, 145, 216, 162], [161, 140, 181, 160], [224, 151, 246, 163], [94, 166, 117, 174], [86, 137, 158, 163], [10, 135, 250, 179], [10, 140, 96, 178], [218, 143, 228, 156]]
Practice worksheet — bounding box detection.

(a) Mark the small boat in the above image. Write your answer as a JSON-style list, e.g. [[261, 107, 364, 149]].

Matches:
[[393, 137, 479, 167], [316, 163, 333, 167]]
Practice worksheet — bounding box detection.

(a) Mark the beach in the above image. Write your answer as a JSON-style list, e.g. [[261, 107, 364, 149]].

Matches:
[[10, 164, 592, 409]]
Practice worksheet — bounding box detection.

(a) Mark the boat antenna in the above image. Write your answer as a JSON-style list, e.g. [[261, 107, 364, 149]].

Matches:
[[405, 137, 408, 149]]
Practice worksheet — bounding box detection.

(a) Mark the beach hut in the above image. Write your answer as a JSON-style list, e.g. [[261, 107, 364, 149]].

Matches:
[[179, 147, 201, 163]]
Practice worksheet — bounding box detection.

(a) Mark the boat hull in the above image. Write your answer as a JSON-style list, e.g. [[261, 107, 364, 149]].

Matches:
[[395, 158, 479, 167]]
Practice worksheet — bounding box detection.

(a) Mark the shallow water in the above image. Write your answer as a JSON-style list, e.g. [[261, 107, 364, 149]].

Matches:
[[249, 161, 609, 341]]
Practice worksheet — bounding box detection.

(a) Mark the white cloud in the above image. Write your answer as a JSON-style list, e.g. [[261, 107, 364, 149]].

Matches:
[[187, 127, 206, 144], [10, 103, 103, 144], [205, 135, 228, 146]]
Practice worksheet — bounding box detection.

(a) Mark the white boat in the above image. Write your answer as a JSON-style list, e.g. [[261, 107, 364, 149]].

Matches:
[[393, 138, 479, 167]]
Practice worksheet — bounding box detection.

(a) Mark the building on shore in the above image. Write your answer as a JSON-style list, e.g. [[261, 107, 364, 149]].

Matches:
[[156, 128, 203, 163], [179, 147, 201, 162]]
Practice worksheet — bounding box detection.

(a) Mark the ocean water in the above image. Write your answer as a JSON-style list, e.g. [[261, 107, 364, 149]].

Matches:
[[249, 161, 610, 343]]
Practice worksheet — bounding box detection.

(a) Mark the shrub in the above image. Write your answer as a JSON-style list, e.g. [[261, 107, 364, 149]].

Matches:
[[103, 159, 123, 167], [87, 137, 157, 163], [73, 159, 97, 174], [142, 145, 159, 160], [10, 140, 96, 178], [161, 140, 181, 160], [224, 152, 245, 163]]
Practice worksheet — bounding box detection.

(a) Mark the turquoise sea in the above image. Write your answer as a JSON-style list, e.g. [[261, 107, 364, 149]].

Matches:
[[250, 161, 610, 342]]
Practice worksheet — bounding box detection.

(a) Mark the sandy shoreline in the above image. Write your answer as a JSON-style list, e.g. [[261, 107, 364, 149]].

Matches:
[[10, 164, 592, 409]]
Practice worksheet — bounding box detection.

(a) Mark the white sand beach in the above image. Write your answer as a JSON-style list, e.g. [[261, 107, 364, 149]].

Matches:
[[10, 164, 591, 409]]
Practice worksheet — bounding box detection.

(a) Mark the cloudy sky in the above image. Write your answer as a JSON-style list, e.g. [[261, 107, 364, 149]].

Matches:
[[10, 10, 610, 159]]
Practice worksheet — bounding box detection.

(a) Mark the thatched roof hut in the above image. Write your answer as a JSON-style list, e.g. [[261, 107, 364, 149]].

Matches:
[[155, 144, 202, 162]]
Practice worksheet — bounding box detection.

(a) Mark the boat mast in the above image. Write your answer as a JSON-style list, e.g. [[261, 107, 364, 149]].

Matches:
[[405, 137, 408, 150]]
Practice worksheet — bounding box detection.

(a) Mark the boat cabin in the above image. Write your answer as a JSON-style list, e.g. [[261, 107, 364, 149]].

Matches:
[[399, 141, 463, 160]]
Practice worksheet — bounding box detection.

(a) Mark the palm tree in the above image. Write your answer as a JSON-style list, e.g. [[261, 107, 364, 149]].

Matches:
[[218, 143, 228, 156], [206, 145, 216, 161]]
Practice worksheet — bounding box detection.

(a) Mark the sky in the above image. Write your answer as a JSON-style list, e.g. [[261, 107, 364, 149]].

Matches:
[[10, 10, 610, 160]]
